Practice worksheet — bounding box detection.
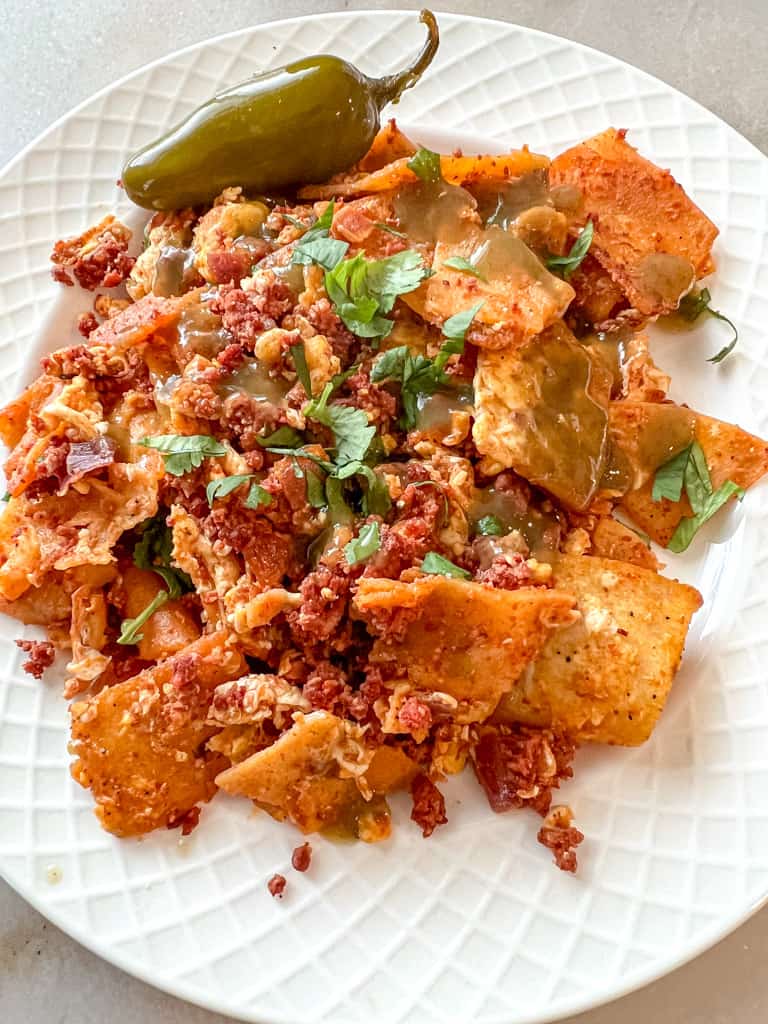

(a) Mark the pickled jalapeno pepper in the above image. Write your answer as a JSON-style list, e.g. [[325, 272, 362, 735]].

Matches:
[[122, 10, 440, 210]]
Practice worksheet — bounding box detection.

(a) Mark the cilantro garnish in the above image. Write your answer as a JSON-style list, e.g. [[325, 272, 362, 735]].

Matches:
[[206, 474, 272, 510], [324, 250, 433, 340], [256, 426, 305, 449], [282, 213, 306, 229], [344, 521, 381, 565], [357, 463, 392, 516], [119, 516, 193, 645], [290, 342, 313, 396], [374, 221, 407, 239], [546, 221, 594, 279], [245, 481, 272, 509], [476, 514, 504, 536], [652, 440, 744, 552], [263, 372, 389, 520], [678, 287, 739, 363], [118, 591, 170, 646], [370, 302, 482, 428], [303, 465, 328, 509], [407, 147, 443, 184], [421, 551, 471, 579], [442, 255, 486, 281], [291, 202, 348, 269], [293, 235, 348, 271], [139, 434, 227, 476], [305, 380, 376, 466]]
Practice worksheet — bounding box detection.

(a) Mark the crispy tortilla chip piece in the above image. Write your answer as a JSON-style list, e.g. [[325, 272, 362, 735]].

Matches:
[[590, 517, 661, 570], [217, 711, 392, 840], [169, 505, 241, 627], [416, 230, 573, 349], [0, 376, 59, 449], [614, 405, 768, 546], [0, 460, 162, 601], [353, 576, 577, 723], [69, 633, 247, 836], [493, 554, 702, 745], [3, 376, 104, 498], [567, 253, 627, 327], [298, 149, 550, 199], [354, 119, 417, 173], [82, 293, 188, 354], [473, 323, 611, 509], [550, 128, 718, 316], [0, 566, 117, 627]]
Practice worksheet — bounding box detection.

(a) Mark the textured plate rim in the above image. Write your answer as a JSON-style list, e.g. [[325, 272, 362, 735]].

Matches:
[[1, 9, 767, 1024]]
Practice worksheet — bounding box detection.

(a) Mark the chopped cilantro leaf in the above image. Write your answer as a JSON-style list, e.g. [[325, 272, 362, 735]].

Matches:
[[120, 515, 193, 645], [118, 590, 169, 645], [292, 235, 348, 270], [256, 426, 304, 449], [132, 515, 191, 596], [325, 476, 354, 525], [373, 221, 407, 239], [290, 342, 313, 396], [324, 250, 433, 340], [357, 464, 392, 516], [546, 220, 593, 279], [652, 440, 744, 552], [139, 434, 227, 476], [245, 481, 272, 510], [421, 551, 471, 579], [441, 302, 484, 343], [304, 466, 328, 508], [442, 255, 486, 281], [476, 514, 504, 536], [407, 147, 443, 184], [370, 303, 481, 428], [651, 446, 691, 503], [344, 521, 381, 565], [305, 381, 376, 465], [291, 201, 347, 268], [678, 287, 739, 363], [206, 474, 272, 510], [206, 474, 253, 505], [282, 213, 306, 229], [669, 480, 744, 553]]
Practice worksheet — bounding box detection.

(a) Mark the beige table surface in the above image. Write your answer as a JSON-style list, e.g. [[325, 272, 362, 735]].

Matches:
[[1, 0, 767, 1020]]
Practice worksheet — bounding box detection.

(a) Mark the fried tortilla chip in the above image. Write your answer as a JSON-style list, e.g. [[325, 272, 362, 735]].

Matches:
[[0, 460, 162, 601], [298, 149, 550, 199], [416, 229, 574, 349], [354, 119, 417, 173], [493, 554, 702, 745], [567, 253, 627, 327], [550, 128, 718, 316], [353, 575, 578, 722], [69, 632, 247, 836], [473, 322, 611, 509], [589, 516, 661, 570], [217, 711, 391, 840], [614, 404, 768, 546]]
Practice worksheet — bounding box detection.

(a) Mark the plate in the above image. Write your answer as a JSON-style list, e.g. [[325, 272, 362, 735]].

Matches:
[[1, 10, 768, 1024]]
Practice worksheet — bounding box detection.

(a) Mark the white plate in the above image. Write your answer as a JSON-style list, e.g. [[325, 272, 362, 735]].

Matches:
[[1, 10, 768, 1024]]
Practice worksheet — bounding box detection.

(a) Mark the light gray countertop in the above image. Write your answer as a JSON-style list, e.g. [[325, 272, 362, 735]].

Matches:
[[1, 1, 767, 1021]]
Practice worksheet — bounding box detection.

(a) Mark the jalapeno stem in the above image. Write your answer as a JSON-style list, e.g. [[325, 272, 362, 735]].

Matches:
[[371, 9, 439, 107]]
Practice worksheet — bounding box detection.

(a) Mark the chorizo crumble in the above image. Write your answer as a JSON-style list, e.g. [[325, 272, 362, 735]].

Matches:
[[2, 120, 766, 887]]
